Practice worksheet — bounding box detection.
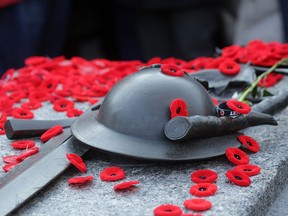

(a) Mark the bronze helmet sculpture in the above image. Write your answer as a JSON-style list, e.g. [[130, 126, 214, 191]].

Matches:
[[71, 64, 276, 161]]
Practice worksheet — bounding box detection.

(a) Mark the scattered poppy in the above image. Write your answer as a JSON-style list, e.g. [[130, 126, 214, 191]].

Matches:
[[11, 140, 35, 149], [53, 99, 74, 112], [16, 146, 40, 162], [237, 135, 260, 153], [234, 164, 261, 176], [153, 204, 182, 216], [183, 198, 212, 211], [12, 108, 34, 119], [190, 183, 217, 197], [114, 180, 140, 191], [0, 112, 7, 123], [225, 147, 249, 165], [21, 101, 42, 110], [212, 98, 219, 106], [25, 56, 48, 65], [218, 60, 240, 75], [28, 91, 49, 102], [66, 108, 84, 118], [226, 99, 251, 114], [2, 155, 20, 164], [170, 98, 189, 118], [226, 169, 251, 187], [191, 169, 218, 183], [3, 163, 18, 172], [66, 153, 87, 173], [68, 176, 94, 185], [40, 125, 63, 142], [100, 166, 125, 181], [160, 64, 184, 77], [258, 73, 283, 87]]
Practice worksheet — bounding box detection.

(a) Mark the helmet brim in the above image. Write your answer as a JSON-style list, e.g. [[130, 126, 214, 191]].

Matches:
[[71, 108, 241, 162]]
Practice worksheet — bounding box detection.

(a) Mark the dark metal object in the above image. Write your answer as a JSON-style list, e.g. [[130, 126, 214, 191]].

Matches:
[[164, 111, 277, 141], [0, 129, 90, 216], [4, 118, 76, 139]]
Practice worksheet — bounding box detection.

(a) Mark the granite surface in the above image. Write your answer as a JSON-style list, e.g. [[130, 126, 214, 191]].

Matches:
[[1, 79, 288, 216]]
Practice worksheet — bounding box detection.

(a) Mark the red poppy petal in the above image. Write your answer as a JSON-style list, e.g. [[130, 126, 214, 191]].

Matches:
[[68, 176, 94, 184], [225, 147, 250, 165], [160, 64, 184, 77], [191, 169, 218, 183], [53, 99, 74, 112], [16, 146, 40, 162], [218, 60, 240, 75], [183, 198, 212, 211], [114, 180, 140, 190], [66, 108, 84, 118], [12, 108, 34, 119], [237, 135, 260, 153], [3, 163, 18, 172], [170, 98, 189, 118], [66, 153, 87, 173], [21, 101, 42, 110], [11, 140, 35, 149], [226, 99, 251, 114], [153, 204, 182, 216], [226, 169, 251, 187], [40, 125, 63, 142], [190, 183, 217, 197], [234, 164, 261, 176], [3, 155, 20, 164], [100, 166, 126, 181]]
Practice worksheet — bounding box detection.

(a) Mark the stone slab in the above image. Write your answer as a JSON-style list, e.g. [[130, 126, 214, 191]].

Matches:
[[1, 79, 288, 216]]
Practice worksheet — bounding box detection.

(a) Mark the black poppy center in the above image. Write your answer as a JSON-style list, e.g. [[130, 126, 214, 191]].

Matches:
[[110, 173, 116, 176], [176, 107, 181, 114], [20, 113, 27, 116], [164, 209, 172, 212], [247, 141, 252, 146], [237, 105, 243, 109], [60, 104, 67, 108], [200, 175, 207, 180], [235, 176, 242, 180], [170, 68, 176, 73], [199, 187, 207, 191], [47, 84, 52, 88], [244, 169, 251, 172], [234, 154, 241, 160]]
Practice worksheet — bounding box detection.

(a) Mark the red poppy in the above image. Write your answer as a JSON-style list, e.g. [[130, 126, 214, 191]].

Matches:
[[114, 180, 140, 190], [53, 99, 74, 112], [258, 73, 283, 87], [66, 153, 87, 173], [160, 64, 184, 77], [218, 60, 240, 75], [3, 163, 18, 172], [183, 198, 212, 211], [226, 99, 251, 114], [66, 108, 84, 118], [12, 108, 34, 119], [68, 176, 94, 185], [2, 155, 20, 164], [0, 123, 5, 135], [40, 125, 63, 142], [25, 56, 48, 65], [191, 169, 218, 183], [153, 204, 182, 216], [226, 169, 251, 187], [190, 183, 217, 197], [212, 98, 218, 106], [11, 140, 35, 149], [100, 166, 126, 181], [0, 112, 7, 123], [21, 101, 42, 110], [170, 98, 189, 118], [28, 91, 49, 102], [39, 77, 58, 92], [221, 45, 242, 59], [8, 91, 26, 102], [237, 135, 260, 153], [234, 164, 261, 176], [225, 147, 249, 165], [16, 146, 40, 162]]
